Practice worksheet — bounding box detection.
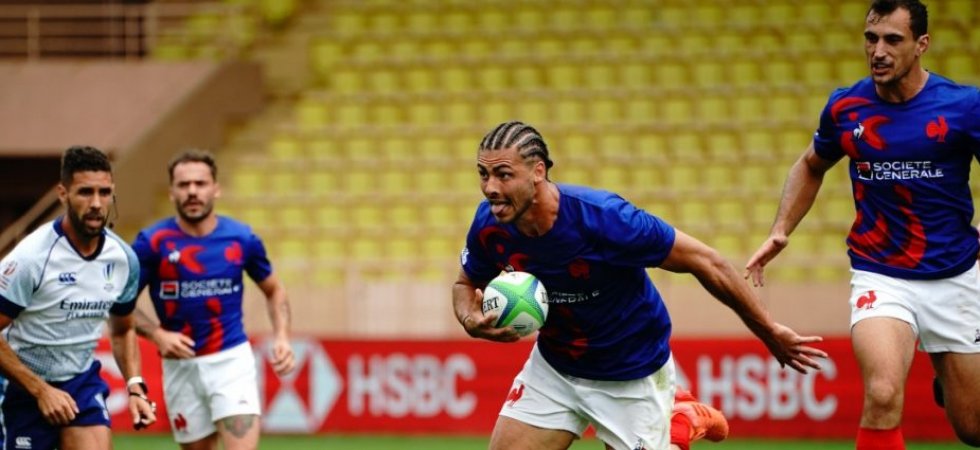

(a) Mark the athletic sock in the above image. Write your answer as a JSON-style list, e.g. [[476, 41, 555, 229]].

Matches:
[[856, 426, 905, 450], [670, 413, 692, 450]]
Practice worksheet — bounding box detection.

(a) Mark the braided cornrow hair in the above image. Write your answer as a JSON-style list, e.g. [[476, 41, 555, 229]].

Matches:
[[479, 121, 554, 179]]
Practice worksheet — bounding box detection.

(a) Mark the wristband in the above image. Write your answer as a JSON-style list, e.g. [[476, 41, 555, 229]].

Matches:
[[126, 376, 145, 389]]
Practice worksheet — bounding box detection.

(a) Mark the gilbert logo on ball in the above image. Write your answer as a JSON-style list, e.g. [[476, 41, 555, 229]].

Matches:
[[482, 271, 548, 336]]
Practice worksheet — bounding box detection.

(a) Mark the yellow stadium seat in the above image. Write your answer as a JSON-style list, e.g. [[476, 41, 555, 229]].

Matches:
[[803, 60, 834, 88], [445, 101, 477, 126], [693, 62, 723, 89], [620, 63, 653, 88], [513, 66, 543, 89], [268, 134, 302, 162], [624, 97, 656, 123], [369, 12, 399, 34], [786, 30, 819, 55], [351, 238, 383, 260], [427, 40, 456, 59], [941, 54, 975, 82], [596, 166, 628, 193], [621, 6, 653, 29], [730, 60, 761, 88], [387, 238, 417, 259], [270, 172, 298, 197], [655, 63, 687, 91], [308, 171, 339, 196], [415, 169, 446, 195], [585, 6, 616, 29], [481, 100, 511, 124], [665, 165, 698, 195], [332, 12, 365, 35], [444, 11, 473, 33], [329, 69, 363, 94], [547, 64, 580, 90], [478, 67, 508, 92], [295, 101, 328, 131], [515, 9, 543, 30], [406, 12, 437, 33], [550, 8, 579, 30], [478, 10, 506, 30], [606, 37, 634, 55], [661, 97, 693, 127], [697, 97, 728, 126], [589, 99, 619, 125], [517, 99, 549, 125], [404, 68, 435, 93], [585, 63, 615, 89], [440, 67, 471, 93], [461, 38, 491, 59], [368, 70, 399, 94], [309, 40, 343, 79], [535, 38, 565, 57], [561, 132, 592, 164], [308, 139, 341, 165], [554, 99, 585, 126], [558, 166, 591, 186], [704, 133, 738, 163], [314, 204, 347, 232], [379, 170, 410, 194], [343, 170, 374, 196], [837, 60, 868, 83], [740, 129, 777, 162], [351, 205, 383, 231], [408, 103, 439, 126], [373, 104, 402, 125], [336, 104, 367, 127], [351, 42, 383, 63], [597, 134, 631, 164]]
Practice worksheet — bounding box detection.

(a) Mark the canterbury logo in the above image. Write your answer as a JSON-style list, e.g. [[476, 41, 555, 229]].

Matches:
[[15, 436, 32, 449]]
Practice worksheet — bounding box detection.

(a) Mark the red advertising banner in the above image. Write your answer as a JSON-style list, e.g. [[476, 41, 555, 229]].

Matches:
[[101, 336, 954, 441]]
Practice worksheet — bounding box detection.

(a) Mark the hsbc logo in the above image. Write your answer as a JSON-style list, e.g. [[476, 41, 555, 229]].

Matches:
[[258, 338, 342, 432]]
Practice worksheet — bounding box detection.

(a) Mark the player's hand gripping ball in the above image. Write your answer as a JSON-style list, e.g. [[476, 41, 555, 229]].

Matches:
[[482, 271, 549, 337]]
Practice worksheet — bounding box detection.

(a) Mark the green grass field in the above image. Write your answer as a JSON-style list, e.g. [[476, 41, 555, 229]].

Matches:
[[113, 434, 969, 449]]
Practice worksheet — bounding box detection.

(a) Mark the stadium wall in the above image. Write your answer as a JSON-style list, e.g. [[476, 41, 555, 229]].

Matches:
[[0, 60, 264, 242]]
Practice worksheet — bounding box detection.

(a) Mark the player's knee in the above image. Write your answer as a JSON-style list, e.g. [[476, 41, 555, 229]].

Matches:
[[863, 379, 903, 411]]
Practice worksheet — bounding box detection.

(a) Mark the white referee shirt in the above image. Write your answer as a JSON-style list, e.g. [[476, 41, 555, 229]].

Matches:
[[0, 218, 139, 382]]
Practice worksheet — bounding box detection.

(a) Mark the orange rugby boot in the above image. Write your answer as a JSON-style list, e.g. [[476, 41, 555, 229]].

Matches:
[[672, 388, 730, 442]]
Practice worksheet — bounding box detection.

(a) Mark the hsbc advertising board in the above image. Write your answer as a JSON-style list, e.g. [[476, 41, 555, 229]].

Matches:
[[99, 337, 954, 440]]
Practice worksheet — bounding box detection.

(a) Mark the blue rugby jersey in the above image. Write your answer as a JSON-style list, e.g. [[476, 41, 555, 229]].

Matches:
[[462, 184, 676, 381], [132, 216, 272, 356], [814, 74, 980, 279]]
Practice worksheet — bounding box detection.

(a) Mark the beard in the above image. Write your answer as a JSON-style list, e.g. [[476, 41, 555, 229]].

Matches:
[[67, 207, 106, 240], [176, 199, 214, 224]]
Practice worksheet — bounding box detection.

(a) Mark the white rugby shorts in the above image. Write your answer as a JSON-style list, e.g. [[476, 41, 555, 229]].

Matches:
[[849, 262, 980, 353], [162, 342, 261, 443], [499, 345, 675, 450]]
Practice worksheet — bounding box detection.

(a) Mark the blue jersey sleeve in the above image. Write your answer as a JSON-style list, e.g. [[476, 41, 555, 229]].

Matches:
[[244, 232, 273, 283], [595, 195, 676, 267], [130, 230, 157, 294], [968, 88, 980, 161], [813, 88, 850, 162], [461, 205, 501, 284]]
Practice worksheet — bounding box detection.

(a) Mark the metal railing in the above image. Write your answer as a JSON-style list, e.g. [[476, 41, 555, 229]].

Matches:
[[0, 2, 248, 59]]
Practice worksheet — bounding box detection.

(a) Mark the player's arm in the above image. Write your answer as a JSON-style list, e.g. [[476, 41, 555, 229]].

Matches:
[[257, 272, 295, 375], [109, 311, 157, 429], [0, 313, 79, 425], [745, 142, 838, 286], [452, 269, 520, 343], [660, 230, 827, 374], [133, 299, 195, 360]]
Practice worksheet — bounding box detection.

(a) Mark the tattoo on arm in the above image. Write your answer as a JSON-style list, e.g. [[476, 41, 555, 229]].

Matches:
[[220, 414, 257, 439]]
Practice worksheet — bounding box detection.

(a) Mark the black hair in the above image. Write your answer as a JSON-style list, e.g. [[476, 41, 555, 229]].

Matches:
[[60, 145, 112, 186], [479, 121, 554, 175], [869, 0, 928, 38]]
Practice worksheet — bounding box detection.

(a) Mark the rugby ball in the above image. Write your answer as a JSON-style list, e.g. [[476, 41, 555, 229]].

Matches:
[[482, 271, 548, 336]]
